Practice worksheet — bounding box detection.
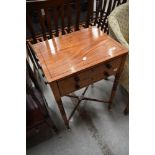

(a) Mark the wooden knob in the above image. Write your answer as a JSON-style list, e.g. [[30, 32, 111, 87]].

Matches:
[[75, 84, 80, 89], [74, 76, 80, 82], [45, 81, 48, 85], [104, 71, 109, 76], [105, 63, 112, 69], [104, 71, 109, 80]]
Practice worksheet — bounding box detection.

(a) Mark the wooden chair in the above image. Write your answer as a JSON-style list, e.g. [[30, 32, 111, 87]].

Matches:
[[26, 0, 128, 41], [26, 0, 94, 44]]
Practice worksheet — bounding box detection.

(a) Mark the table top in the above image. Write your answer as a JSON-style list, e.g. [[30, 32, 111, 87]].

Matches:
[[32, 27, 128, 83]]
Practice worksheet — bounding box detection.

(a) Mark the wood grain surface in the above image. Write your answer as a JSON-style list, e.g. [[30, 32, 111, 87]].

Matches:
[[32, 27, 128, 82]]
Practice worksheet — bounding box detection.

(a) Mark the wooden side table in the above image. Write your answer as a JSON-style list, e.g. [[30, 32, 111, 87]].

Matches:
[[30, 27, 128, 128]]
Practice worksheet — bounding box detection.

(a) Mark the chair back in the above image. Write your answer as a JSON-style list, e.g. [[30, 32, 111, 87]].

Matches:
[[26, 0, 94, 43]]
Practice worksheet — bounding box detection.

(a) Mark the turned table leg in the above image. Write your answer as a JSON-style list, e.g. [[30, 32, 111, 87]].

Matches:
[[108, 55, 127, 110]]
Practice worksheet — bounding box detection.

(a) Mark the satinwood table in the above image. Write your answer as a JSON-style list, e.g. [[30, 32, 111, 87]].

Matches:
[[30, 27, 128, 128]]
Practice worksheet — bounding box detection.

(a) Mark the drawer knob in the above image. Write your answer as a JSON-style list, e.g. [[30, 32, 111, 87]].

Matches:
[[74, 76, 80, 82], [75, 84, 80, 89], [104, 71, 109, 80], [105, 63, 112, 69]]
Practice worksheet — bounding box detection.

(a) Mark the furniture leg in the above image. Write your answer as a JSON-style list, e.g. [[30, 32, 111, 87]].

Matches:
[[108, 74, 120, 110], [56, 98, 70, 129], [108, 55, 127, 110], [50, 82, 70, 129], [124, 102, 129, 115]]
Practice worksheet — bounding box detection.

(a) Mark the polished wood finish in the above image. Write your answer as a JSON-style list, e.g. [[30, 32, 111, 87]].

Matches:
[[31, 27, 128, 128], [108, 55, 127, 110], [32, 27, 127, 82], [57, 57, 121, 96], [50, 81, 69, 128]]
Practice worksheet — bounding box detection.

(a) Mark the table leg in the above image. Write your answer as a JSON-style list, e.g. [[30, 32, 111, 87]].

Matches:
[[56, 98, 70, 129], [124, 93, 129, 115], [108, 73, 120, 110], [124, 102, 129, 115], [50, 82, 70, 129], [108, 55, 127, 110]]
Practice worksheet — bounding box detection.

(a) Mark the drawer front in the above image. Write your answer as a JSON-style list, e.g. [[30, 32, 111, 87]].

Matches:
[[78, 69, 92, 81], [58, 76, 76, 96], [58, 57, 121, 96], [92, 57, 121, 77], [104, 58, 121, 75], [58, 70, 92, 96], [92, 72, 105, 82]]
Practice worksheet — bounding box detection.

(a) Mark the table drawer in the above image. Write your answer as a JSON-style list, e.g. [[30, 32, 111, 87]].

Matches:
[[58, 76, 76, 96], [105, 57, 121, 75], [92, 72, 105, 82], [92, 57, 121, 78], [58, 70, 92, 96], [58, 57, 121, 96]]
